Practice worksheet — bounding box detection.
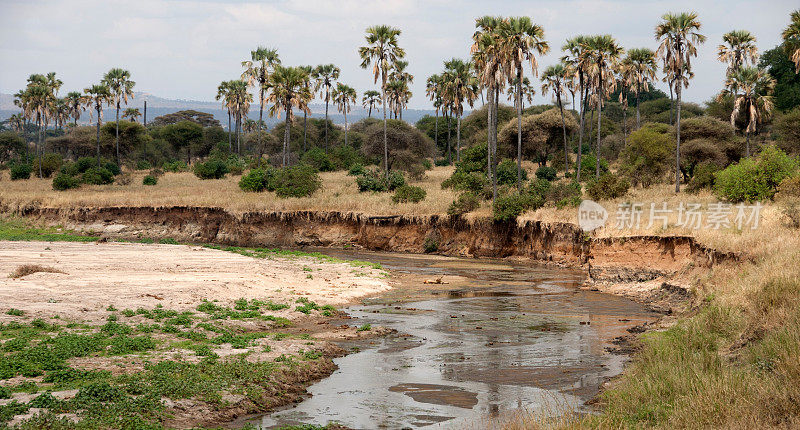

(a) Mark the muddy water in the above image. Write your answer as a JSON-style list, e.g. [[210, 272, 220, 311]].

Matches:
[[251, 251, 659, 429]]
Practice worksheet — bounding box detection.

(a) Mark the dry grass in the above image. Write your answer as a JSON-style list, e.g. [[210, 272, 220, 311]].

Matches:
[[0, 167, 462, 216], [9, 263, 65, 279]]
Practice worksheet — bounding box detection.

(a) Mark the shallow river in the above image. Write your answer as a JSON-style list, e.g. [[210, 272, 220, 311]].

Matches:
[[248, 250, 658, 429]]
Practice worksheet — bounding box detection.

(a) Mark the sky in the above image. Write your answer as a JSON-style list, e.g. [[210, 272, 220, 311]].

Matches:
[[0, 0, 796, 110]]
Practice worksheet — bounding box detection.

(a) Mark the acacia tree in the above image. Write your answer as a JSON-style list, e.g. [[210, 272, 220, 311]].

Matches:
[[242, 47, 280, 163], [655, 12, 706, 192], [541, 64, 570, 173], [561, 35, 591, 181], [267, 66, 312, 167], [83, 84, 113, 167], [585, 35, 623, 179], [724, 67, 776, 157], [102, 68, 135, 165], [502, 16, 549, 191], [312, 64, 340, 150], [332, 83, 357, 147], [621, 48, 657, 130], [359, 25, 405, 179], [718, 30, 758, 76], [362, 90, 381, 118], [783, 10, 800, 73]]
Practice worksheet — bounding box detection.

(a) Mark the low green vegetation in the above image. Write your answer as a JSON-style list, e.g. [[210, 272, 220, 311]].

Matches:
[[203, 244, 382, 270], [0, 217, 99, 242]]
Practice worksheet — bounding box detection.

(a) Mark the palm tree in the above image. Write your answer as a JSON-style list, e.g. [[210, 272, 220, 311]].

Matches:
[[65, 91, 85, 126], [83, 84, 113, 168], [299, 65, 315, 152], [782, 10, 800, 73], [585, 35, 623, 179], [25, 74, 58, 177], [502, 16, 549, 190], [332, 83, 357, 147], [655, 12, 706, 193], [312, 64, 340, 149], [561, 35, 591, 181], [102, 68, 135, 165], [389, 60, 414, 120], [442, 59, 478, 163], [266, 66, 312, 167], [472, 16, 505, 200], [724, 67, 776, 157], [426, 75, 443, 159], [215, 80, 235, 150], [385, 80, 411, 119], [359, 25, 405, 179], [229, 80, 252, 154], [621, 48, 657, 130], [242, 47, 281, 162], [362, 90, 381, 118], [718, 30, 758, 76], [123, 108, 141, 123], [541, 64, 570, 175], [14, 89, 33, 154], [506, 76, 534, 110]]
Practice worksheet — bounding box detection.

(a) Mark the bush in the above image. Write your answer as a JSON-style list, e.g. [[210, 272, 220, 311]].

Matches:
[[348, 163, 366, 176], [273, 164, 322, 198], [239, 168, 272, 192], [586, 174, 630, 200], [619, 124, 673, 188], [142, 175, 158, 186], [496, 159, 527, 185], [81, 167, 115, 185], [193, 159, 229, 179], [535, 166, 557, 181], [447, 192, 480, 217], [163, 160, 188, 172], [714, 146, 799, 202], [33, 153, 64, 178], [687, 162, 720, 193], [492, 192, 543, 222], [441, 170, 489, 194], [9, 163, 32, 180], [356, 169, 405, 192], [578, 153, 609, 180], [52, 173, 81, 191], [392, 185, 426, 203], [103, 161, 121, 176], [545, 181, 583, 208], [135, 160, 152, 170], [225, 156, 246, 176], [777, 176, 800, 228]]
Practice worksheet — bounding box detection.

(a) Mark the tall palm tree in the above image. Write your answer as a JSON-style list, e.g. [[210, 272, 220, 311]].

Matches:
[[718, 30, 758, 76], [362, 90, 381, 118], [621, 48, 657, 130], [442, 59, 478, 163], [385, 80, 412, 119], [229, 80, 252, 154], [242, 47, 281, 161], [502, 16, 549, 190], [312, 64, 340, 149], [102, 68, 135, 165], [472, 16, 505, 200], [585, 35, 623, 179], [426, 74, 443, 159], [25, 74, 58, 177], [65, 91, 85, 126], [332, 83, 357, 147], [83, 84, 113, 168], [561, 35, 591, 181], [267, 66, 312, 167], [14, 89, 33, 155], [724, 67, 776, 157], [782, 10, 800, 73], [655, 11, 706, 192], [506, 76, 534, 110], [215, 80, 234, 150], [299, 65, 315, 152], [359, 24, 405, 179], [541, 64, 570, 174], [122, 108, 141, 123], [389, 60, 414, 120]]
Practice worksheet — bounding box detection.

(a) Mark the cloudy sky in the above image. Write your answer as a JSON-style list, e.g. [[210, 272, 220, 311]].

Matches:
[[1, 0, 796, 110]]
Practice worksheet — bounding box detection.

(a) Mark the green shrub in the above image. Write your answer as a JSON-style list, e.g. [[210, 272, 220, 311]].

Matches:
[[356, 169, 405, 192], [163, 160, 188, 172], [135, 160, 152, 170], [619, 124, 673, 187], [273, 164, 322, 198], [348, 163, 366, 176], [441, 170, 489, 194], [10, 163, 32, 180], [586, 174, 630, 200], [447, 192, 480, 217], [193, 159, 229, 179], [33, 153, 64, 178], [687, 162, 721, 193], [545, 181, 583, 208], [103, 162, 121, 176], [496, 159, 527, 185], [81, 167, 115, 185], [329, 144, 364, 171], [52, 173, 81, 191], [714, 145, 799, 202], [423, 237, 438, 253], [493, 192, 543, 222], [300, 147, 334, 172], [578, 153, 609, 180], [225, 156, 246, 176], [536, 166, 557, 181], [142, 175, 158, 186], [392, 185, 426, 203], [238, 168, 272, 192]]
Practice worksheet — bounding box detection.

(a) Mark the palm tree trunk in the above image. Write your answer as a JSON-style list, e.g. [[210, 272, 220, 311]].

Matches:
[[115, 101, 120, 166], [675, 76, 682, 193], [622, 102, 628, 144], [344, 106, 349, 147], [457, 114, 462, 162], [368, 105, 372, 118], [37, 115, 42, 178], [577, 77, 586, 182], [596, 69, 603, 179], [446, 113, 451, 164], [95, 106, 101, 168], [434, 108, 439, 156], [516, 68, 523, 192], [143, 100, 147, 127], [486, 87, 493, 189], [324, 92, 330, 151], [283, 109, 291, 167], [745, 130, 750, 158], [492, 87, 499, 201], [302, 111, 308, 153], [636, 82, 641, 130], [236, 116, 241, 154], [668, 81, 674, 126], [227, 110, 232, 151], [559, 96, 568, 176], [382, 79, 388, 180]]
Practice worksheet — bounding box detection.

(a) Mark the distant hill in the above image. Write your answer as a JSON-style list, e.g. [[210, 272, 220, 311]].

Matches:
[[0, 91, 441, 128]]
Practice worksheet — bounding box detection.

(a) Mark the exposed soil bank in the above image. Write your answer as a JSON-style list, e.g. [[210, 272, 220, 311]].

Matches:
[[7, 206, 737, 278]]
